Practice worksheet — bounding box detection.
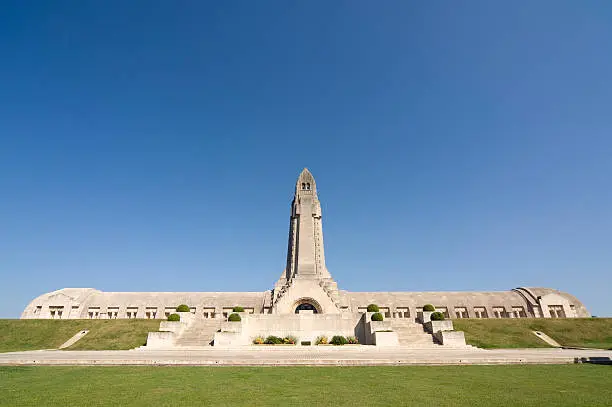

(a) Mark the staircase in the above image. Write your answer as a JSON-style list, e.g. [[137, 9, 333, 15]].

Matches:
[[390, 319, 439, 347], [174, 318, 222, 347]]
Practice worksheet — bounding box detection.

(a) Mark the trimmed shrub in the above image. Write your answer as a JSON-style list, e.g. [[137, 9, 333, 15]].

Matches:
[[232, 306, 244, 312], [371, 312, 384, 321], [366, 304, 380, 312], [330, 335, 348, 345], [176, 304, 190, 312], [284, 335, 297, 345], [347, 336, 359, 344], [430, 311, 445, 321], [264, 335, 284, 345], [315, 335, 328, 345], [228, 313, 241, 322], [301, 341, 311, 346], [252, 336, 264, 345], [167, 313, 180, 322], [423, 304, 435, 312]]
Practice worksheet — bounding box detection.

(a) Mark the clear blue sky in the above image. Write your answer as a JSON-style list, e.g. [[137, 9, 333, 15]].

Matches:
[[1, 1, 611, 318]]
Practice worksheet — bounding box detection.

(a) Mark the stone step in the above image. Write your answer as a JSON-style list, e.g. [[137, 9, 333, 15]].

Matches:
[[176, 339, 213, 344], [174, 318, 222, 347], [392, 328, 427, 333]]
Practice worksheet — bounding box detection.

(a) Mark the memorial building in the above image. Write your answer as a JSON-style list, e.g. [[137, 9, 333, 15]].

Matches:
[[22, 168, 589, 331]]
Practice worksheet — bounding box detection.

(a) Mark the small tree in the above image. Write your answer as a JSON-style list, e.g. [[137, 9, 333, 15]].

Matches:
[[167, 313, 180, 322], [430, 311, 445, 321], [176, 304, 190, 312], [366, 304, 380, 312], [423, 304, 435, 312], [232, 306, 245, 312], [228, 313, 241, 322], [371, 312, 384, 321], [315, 335, 328, 345]]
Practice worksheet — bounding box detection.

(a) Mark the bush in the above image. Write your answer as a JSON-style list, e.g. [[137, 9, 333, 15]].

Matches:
[[330, 335, 348, 345], [301, 341, 311, 346], [264, 335, 284, 345], [167, 313, 180, 322], [315, 335, 328, 345], [252, 336, 264, 345], [284, 335, 297, 345], [430, 311, 445, 321], [371, 312, 383, 321], [228, 313, 241, 322], [423, 304, 435, 312], [176, 304, 190, 312], [366, 304, 380, 312], [347, 336, 359, 344], [232, 306, 244, 312]]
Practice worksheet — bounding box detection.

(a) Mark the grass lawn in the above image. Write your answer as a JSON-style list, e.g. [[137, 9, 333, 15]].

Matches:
[[0, 320, 160, 353], [453, 318, 612, 349], [1, 365, 611, 406]]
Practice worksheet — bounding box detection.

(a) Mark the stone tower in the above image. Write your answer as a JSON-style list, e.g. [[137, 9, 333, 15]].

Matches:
[[284, 168, 331, 280], [272, 168, 341, 314]]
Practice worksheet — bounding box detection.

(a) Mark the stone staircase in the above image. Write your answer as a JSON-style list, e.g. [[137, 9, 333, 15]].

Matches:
[[390, 319, 439, 347], [174, 318, 222, 347]]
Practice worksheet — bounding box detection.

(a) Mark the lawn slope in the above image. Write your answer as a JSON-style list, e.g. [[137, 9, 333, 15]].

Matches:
[[453, 318, 612, 349], [0, 320, 160, 353]]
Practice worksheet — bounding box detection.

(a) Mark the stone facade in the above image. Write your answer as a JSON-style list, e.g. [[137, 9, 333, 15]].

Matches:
[[21, 168, 590, 323]]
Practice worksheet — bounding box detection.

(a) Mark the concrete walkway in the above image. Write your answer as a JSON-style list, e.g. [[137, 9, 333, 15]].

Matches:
[[1, 347, 611, 366]]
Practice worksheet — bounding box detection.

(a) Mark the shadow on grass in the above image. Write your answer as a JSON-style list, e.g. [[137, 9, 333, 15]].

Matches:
[[576, 357, 612, 365]]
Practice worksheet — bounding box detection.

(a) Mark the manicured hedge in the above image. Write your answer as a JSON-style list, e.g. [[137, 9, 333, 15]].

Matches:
[[430, 311, 445, 321], [167, 313, 180, 322], [367, 304, 380, 312], [330, 335, 348, 345], [371, 312, 384, 321], [423, 304, 435, 312], [228, 313, 242, 322], [232, 306, 244, 312], [176, 304, 190, 312], [264, 335, 284, 345]]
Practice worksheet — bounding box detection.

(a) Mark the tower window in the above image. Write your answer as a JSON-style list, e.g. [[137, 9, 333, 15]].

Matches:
[[306, 183, 311, 190], [302, 183, 306, 189]]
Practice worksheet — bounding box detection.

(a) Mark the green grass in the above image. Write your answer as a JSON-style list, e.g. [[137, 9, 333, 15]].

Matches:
[[454, 318, 612, 349], [2, 318, 610, 353], [0, 320, 160, 353], [1, 365, 610, 406]]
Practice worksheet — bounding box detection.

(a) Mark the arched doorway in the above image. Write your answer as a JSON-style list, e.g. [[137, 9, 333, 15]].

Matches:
[[295, 303, 318, 314], [294, 298, 322, 314]]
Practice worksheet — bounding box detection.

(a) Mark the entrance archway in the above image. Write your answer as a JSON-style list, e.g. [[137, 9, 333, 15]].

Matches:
[[294, 298, 322, 314]]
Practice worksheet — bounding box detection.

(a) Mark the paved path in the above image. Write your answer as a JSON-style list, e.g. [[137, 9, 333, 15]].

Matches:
[[1, 347, 611, 366]]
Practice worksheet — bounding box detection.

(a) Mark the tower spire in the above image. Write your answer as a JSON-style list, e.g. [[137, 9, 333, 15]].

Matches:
[[285, 168, 330, 280]]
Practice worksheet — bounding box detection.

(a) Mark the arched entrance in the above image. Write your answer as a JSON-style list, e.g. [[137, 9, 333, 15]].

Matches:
[[294, 298, 322, 314], [295, 303, 318, 314]]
